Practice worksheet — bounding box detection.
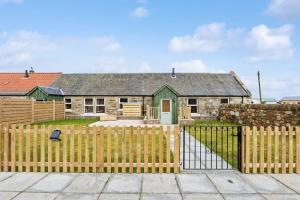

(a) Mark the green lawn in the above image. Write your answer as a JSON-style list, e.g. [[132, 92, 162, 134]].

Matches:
[[32, 118, 98, 126], [188, 120, 297, 172]]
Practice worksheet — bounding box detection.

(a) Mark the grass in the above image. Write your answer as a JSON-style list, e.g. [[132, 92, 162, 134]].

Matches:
[[32, 118, 98, 126], [188, 120, 297, 172]]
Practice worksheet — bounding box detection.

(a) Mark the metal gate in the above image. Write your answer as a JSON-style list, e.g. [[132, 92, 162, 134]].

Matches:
[[181, 125, 242, 171]]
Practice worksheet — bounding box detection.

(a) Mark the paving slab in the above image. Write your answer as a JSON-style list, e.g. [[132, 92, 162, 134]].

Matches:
[[103, 174, 141, 193], [271, 174, 300, 193], [63, 173, 110, 193], [99, 193, 140, 200], [176, 174, 217, 193], [13, 192, 58, 200], [183, 193, 224, 200], [241, 174, 295, 194], [27, 173, 76, 193], [207, 172, 256, 194], [0, 173, 47, 192], [0, 173, 15, 182], [223, 194, 265, 200], [142, 174, 180, 194], [56, 193, 99, 200], [262, 194, 300, 200], [141, 194, 182, 200], [0, 192, 18, 200]]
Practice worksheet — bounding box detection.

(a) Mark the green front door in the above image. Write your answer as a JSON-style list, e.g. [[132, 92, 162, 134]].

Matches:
[[153, 85, 179, 124]]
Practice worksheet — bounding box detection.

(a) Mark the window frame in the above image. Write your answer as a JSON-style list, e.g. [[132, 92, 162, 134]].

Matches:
[[187, 98, 198, 114], [119, 97, 128, 110], [65, 98, 72, 110], [96, 98, 105, 113], [220, 98, 230, 104], [84, 98, 94, 113]]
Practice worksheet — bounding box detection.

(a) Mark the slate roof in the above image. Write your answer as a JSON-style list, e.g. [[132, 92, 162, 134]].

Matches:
[[0, 72, 62, 95], [35, 86, 64, 96], [52, 73, 251, 97]]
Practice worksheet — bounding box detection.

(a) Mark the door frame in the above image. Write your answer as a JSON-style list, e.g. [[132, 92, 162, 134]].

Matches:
[[160, 98, 172, 124]]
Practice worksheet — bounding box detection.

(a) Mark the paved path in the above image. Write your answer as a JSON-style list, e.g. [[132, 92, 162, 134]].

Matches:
[[0, 172, 299, 200]]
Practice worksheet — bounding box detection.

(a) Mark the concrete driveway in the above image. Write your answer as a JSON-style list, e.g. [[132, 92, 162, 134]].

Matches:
[[0, 171, 299, 200]]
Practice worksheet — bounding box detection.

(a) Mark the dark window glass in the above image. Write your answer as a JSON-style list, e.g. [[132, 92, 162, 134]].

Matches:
[[191, 106, 198, 113], [85, 106, 93, 113], [65, 98, 71, 103], [97, 98, 104, 105], [188, 98, 197, 105], [85, 98, 93, 105], [120, 98, 128, 103], [96, 106, 105, 113], [221, 98, 229, 104], [65, 104, 72, 109]]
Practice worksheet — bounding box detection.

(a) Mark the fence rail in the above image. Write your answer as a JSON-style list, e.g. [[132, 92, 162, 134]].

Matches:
[[242, 126, 300, 174], [0, 124, 180, 173], [146, 106, 160, 120], [0, 99, 65, 125]]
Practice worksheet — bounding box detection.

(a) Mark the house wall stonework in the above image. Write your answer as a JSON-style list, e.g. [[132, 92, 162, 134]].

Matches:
[[178, 97, 250, 118]]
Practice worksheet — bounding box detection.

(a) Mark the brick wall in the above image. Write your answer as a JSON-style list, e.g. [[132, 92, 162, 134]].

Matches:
[[218, 104, 300, 127]]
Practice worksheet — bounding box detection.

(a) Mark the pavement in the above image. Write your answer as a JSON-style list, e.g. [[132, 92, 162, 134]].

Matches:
[[0, 171, 299, 200]]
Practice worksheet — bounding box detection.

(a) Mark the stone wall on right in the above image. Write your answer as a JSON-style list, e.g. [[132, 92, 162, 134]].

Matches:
[[218, 104, 300, 127]]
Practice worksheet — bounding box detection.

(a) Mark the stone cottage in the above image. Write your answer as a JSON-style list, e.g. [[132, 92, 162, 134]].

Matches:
[[51, 70, 251, 124]]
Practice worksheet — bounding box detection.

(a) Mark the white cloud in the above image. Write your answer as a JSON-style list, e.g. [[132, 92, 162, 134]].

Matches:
[[132, 7, 149, 18], [171, 59, 224, 73], [89, 36, 121, 53], [168, 23, 243, 53], [137, 61, 151, 72], [265, 0, 300, 19], [245, 24, 294, 62], [0, 0, 23, 4], [0, 31, 58, 67]]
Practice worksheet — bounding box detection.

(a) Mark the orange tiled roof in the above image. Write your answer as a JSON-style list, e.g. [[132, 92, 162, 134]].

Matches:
[[0, 72, 62, 94]]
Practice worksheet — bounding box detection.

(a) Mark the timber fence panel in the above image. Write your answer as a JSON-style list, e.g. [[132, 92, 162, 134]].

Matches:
[[242, 126, 299, 174]]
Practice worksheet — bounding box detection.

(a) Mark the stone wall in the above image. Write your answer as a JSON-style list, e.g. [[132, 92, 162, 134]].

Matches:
[[178, 96, 251, 119], [218, 104, 300, 127]]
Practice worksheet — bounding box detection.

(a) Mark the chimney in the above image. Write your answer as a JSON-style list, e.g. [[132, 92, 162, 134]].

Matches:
[[29, 67, 35, 73], [171, 67, 176, 78], [24, 70, 29, 78]]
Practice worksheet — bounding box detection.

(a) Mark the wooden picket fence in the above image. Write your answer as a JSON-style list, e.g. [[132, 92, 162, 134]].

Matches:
[[242, 126, 300, 174], [0, 124, 180, 173]]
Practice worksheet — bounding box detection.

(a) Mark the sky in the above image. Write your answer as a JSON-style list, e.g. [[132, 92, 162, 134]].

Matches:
[[0, 0, 299, 99]]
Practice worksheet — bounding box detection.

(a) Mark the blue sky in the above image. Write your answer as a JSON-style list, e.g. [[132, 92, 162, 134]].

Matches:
[[0, 0, 299, 99]]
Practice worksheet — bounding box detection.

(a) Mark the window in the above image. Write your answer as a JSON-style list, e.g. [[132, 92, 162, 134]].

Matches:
[[84, 98, 94, 113], [187, 98, 198, 113], [96, 98, 105, 113], [65, 98, 72, 110], [221, 98, 229, 104], [119, 98, 128, 109]]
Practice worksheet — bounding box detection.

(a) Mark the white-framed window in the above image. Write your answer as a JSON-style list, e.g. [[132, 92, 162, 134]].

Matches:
[[119, 98, 128, 109], [84, 98, 94, 113], [65, 98, 72, 110], [221, 98, 229, 104], [96, 98, 105, 113], [187, 98, 198, 113]]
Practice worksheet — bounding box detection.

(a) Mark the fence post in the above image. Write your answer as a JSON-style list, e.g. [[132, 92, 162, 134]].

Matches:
[[52, 100, 56, 120], [31, 99, 35, 123], [0, 124, 2, 172], [174, 125, 180, 173], [237, 126, 243, 172]]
